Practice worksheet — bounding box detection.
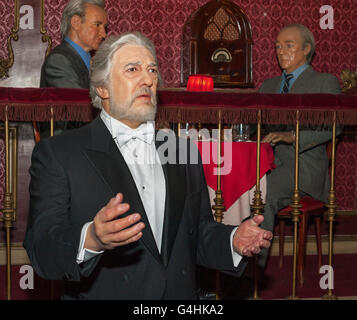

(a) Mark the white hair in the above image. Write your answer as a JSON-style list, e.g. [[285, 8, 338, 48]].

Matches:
[[60, 0, 105, 39], [90, 32, 162, 109]]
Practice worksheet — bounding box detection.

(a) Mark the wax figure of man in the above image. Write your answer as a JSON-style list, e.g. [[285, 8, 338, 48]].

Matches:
[[257, 24, 341, 269], [24, 32, 273, 300], [39, 0, 108, 136]]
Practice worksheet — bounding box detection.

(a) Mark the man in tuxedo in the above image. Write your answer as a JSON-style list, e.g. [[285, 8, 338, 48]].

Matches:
[[257, 24, 341, 269], [39, 0, 108, 136], [24, 32, 273, 299]]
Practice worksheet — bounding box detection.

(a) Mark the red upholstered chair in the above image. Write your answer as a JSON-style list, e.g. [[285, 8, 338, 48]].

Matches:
[[277, 196, 324, 288], [277, 140, 336, 288]]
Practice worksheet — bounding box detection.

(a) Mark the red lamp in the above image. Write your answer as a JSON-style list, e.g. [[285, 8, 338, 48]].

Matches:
[[187, 74, 214, 92]]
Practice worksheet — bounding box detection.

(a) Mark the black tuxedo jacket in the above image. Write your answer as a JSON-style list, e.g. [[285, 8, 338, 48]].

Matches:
[[24, 116, 246, 299], [40, 40, 89, 89]]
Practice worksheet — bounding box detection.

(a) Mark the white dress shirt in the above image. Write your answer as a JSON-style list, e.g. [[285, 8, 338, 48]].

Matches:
[[77, 110, 165, 263], [77, 110, 242, 267]]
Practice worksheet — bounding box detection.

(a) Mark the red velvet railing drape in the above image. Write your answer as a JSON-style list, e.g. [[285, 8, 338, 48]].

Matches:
[[1, 87, 357, 125]]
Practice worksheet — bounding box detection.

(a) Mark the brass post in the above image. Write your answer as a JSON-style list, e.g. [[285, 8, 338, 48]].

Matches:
[[212, 110, 225, 223], [250, 110, 264, 300], [287, 110, 302, 300], [49, 105, 55, 299], [50, 106, 54, 137], [11, 127, 17, 222], [197, 121, 202, 141], [322, 112, 338, 300], [251, 110, 264, 216], [212, 110, 225, 300], [2, 106, 15, 300]]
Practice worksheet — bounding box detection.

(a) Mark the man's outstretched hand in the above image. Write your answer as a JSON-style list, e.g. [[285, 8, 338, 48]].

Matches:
[[85, 193, 145, 252], [233, 215, 273, 257]]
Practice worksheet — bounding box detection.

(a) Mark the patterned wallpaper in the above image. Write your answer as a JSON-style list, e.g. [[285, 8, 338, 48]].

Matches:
[[0, 0, 356, 211], [0, 0, 356, 88], [0, 0, 15, 61]]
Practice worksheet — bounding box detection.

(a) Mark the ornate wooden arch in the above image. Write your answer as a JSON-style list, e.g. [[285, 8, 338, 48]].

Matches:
[[181, 0, 253, 88]]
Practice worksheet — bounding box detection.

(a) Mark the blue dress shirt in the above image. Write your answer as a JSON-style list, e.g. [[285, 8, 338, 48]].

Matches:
[[279, 64, 309, 93], [65, 37, 91, 71]]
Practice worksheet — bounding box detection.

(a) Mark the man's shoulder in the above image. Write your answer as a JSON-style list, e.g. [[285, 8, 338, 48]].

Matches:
[[259, 75, 281, 93], [40, 121, 93, 150], [308, 68, 338, 81], [298, 67, 341, 94], [299, 66, 336, 81], [261, 75, 281, 85], [45, 41, 80, 63], [50, 41, 74, 54]]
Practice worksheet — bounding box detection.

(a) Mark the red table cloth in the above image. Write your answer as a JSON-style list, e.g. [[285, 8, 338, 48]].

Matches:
[[196, 141, 275, 210]]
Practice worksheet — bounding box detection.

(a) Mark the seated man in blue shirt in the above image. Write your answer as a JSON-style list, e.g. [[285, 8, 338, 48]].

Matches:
[[39, 0, 108, 136]]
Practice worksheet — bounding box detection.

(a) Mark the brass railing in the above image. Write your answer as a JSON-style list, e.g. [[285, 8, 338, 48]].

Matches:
[[1, 87, 356, 300], [0, 111, 18, 300]]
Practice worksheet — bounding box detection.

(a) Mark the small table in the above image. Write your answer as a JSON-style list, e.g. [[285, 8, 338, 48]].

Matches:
[[196, 141, 275, 225]]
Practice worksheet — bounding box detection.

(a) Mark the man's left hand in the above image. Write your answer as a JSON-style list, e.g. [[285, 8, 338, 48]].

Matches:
[[233, 215, 273, 257], [262, 131, 295, 145]]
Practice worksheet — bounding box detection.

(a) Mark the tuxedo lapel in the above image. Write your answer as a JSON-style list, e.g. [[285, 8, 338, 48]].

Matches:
[[156, 135, 187, 267], [83, 117, 161, 263]]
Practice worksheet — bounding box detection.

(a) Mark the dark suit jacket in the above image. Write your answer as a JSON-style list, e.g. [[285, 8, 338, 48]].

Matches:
[[24, 116, 246, 299], [40, 40, 89, 89], [39, 40, 88, 135], [259, 66, 341, 202]]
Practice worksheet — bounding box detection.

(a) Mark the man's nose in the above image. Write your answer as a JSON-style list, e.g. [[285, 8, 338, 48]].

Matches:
[[100, 25, 107, 38], [277, 47, 284, 55], [140, 71, 154, 87]]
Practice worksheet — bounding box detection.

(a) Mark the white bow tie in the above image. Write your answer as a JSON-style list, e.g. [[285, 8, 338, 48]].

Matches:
[[115, 123, 155, 148]]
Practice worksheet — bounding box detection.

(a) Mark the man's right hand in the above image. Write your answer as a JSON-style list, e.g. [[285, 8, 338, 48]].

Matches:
[[84, 193, 145, 251]]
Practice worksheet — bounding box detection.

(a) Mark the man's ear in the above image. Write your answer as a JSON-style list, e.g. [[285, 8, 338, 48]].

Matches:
[[70, 14, 82, 32], [96, 86, 109, 99], [303, 43, 311, 57]]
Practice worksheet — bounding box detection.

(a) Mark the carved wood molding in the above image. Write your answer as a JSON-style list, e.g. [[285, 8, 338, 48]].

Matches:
[[0, 0, 19, 79], [341, 53, 357, 92], [341, 69, 357, 92], [40, 0, 52, 57]]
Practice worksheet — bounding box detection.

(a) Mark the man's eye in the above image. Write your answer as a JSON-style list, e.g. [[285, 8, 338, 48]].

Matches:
[[127, 67, 137, 72], [149, 68, 158, 73]]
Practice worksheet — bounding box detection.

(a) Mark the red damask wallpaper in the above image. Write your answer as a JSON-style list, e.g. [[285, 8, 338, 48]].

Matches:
[[0, 0, 357, 211], [1, 0, 356, 88]]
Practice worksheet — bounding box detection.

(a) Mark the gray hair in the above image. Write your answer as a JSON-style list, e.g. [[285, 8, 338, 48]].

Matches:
[[280, 24, 316, 64], [90, 32, 162, 109], [60, 0, 105, 39]]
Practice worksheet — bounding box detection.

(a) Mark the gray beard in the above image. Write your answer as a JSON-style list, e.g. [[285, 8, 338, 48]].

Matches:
[[109, 88, 157, 123]]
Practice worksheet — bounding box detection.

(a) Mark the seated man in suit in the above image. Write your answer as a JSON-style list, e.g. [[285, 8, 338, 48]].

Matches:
[[257, 24, 341, 270], [39, 0, 108, 137], [24, 32, 273, 299]]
